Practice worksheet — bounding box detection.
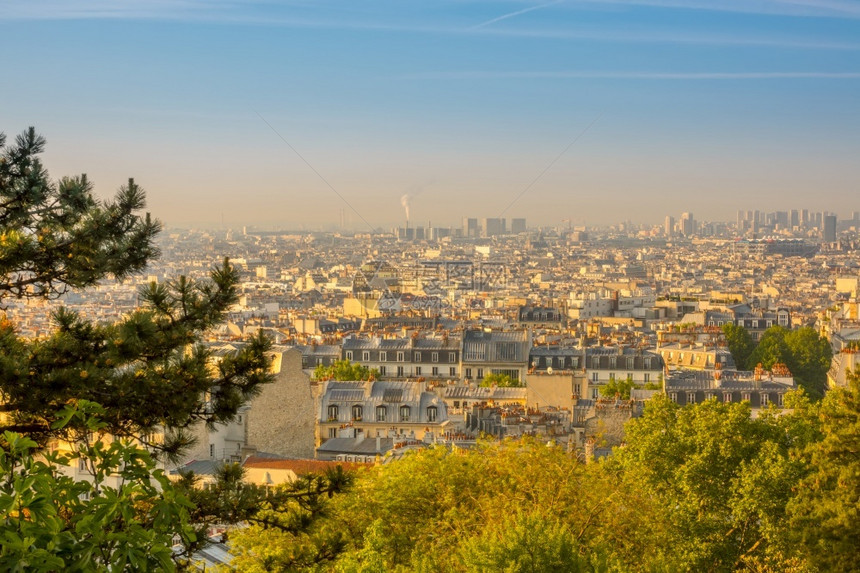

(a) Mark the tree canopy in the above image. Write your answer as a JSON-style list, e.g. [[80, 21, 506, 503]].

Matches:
[[479, 372, 521, 387], [0, 127, 273, 455], [746, 325, 831, 398], [228, 378, 860, 572], [314, 359, 379, 382], [0, 127, 274, 570], [722, 322, 754, 369]]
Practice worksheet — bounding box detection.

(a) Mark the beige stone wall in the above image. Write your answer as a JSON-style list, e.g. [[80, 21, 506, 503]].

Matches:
[[583, 409, 633, 448], [526, 373, 575, 409], [246, 349, 316, 458]]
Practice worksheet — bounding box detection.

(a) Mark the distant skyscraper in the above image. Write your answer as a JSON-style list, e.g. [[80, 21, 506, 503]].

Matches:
[[790, 209, 799, 228], [823, 215, 837, 242], [680, 212, 694, 236], [511, 218, 526, 234], [665, 215, 675, 238], [481, 218, 504, 237], [801, 209, 809, 226], [463, 217, 478, 238]]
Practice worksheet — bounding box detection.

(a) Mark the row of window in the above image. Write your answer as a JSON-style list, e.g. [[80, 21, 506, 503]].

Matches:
[[669, 392, 782, 406], [591, 373, 651, 382], [589, 357, 654, 369], [327, 404, 438, 423], [377, 366, 458, 377], [345, 351, 457, 363]]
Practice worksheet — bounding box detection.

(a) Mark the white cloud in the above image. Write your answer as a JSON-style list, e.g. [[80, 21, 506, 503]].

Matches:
[[405, 70, 860, 79]]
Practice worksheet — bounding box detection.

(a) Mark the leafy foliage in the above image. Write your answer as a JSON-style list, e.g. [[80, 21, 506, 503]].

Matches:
[[228, 388, 847, 572], [0, 401, 194, 571], [598, 375, 637, 399], [314, 360, 379, 382], [746, 326, 831, 398], [788, 366, 860, 572], [722, 322, 754, 369], [0, 128, 274, 456], [0, 128, 159, 300], [479, 372, 521, 387]]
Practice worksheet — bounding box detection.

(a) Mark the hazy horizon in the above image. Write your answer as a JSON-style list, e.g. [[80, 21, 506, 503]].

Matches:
[[2, 1, 858, 230]]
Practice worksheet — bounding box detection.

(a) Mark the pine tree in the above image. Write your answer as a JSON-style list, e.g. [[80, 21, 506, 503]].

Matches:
[[0, 127, 272, 456]]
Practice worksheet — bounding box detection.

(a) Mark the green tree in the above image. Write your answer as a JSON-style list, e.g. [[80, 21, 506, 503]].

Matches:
[[599, 375, 636, 399], [745, 325, 831, 398], [788, 366, 860, 572], [0, 401, 195, 571], [0, 128, 273, 567], [314, 359, 379, 382], [722, 323, 754, 370], [611, 393, 816, 571], [746, 325, 791, 371], [222, 465, 355, 572], [784, 327, 831, 398], [479, 372, 521, 387], [459, 512, 589, 573], [0, 127, 273, 455]]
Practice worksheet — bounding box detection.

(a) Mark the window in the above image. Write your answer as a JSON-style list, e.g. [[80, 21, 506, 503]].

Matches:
[[363, 351, 370, 361], [761, 393, 769, 406], [209, 444, 215, 458], [376, 405, 387, 422], [742, 392, 751, 402], [477, 368, 483, 379], [687, 392, 696, 404], [723, 392, 732, 403], [670, 392, 678, 403], [466, 368, 472, 379], [399, 405, 411, 422], [432, 366, 439, 376], [777, 393, 784, 407], [414, 352, 421, 362], [380, 352, 387, 361], [327, 405, 338, 421], [592, 372, 598, 382], [415, 367, 422, 376], [591, 388, 599, 399], [346, 351, 353, 361], [432, 352, 439, 363], [316, 358, 322, 366], [351, 405, 363, 421], [574, 383, 581, 396], [427, 406, 438, 422], [450, 367, 457, 376], [449, 352, 456, 363], [397, 352, 405, 362], [379, 366, 387, 376], [644, 373, 650, 383], [397, 366, 404, 377], [328, 428, 337, 438]]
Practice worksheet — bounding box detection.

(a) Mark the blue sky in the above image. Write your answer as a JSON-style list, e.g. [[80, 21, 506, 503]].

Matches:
[[1, 0, 858, 230]]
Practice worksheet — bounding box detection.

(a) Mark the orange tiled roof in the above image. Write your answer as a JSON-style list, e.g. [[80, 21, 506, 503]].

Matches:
[[242, 457, 367, 474]]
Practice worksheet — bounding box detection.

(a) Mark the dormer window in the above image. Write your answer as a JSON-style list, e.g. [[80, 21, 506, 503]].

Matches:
[[351, 405, 363, 421], [399, 405, 411, 422], [427, 406, 438, 422]]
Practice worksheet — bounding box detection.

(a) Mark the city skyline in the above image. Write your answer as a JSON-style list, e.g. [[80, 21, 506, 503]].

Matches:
[[2, 1, 859, 228]]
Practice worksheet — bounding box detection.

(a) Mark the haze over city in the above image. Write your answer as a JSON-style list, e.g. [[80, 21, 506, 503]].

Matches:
[[2, 0, 858, 228]]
